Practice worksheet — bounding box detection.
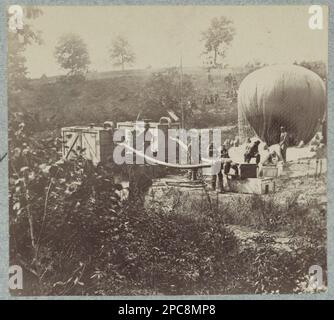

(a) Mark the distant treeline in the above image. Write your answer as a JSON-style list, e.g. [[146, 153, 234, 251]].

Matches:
[[10, 61, 326, 132]]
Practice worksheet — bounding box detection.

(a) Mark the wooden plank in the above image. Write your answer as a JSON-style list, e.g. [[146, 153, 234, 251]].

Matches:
[[64, 134, 79, 160], [227, 178, 275, 194]]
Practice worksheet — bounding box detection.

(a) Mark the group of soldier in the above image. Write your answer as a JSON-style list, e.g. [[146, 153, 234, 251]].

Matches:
[[202, 93, 220, 105], [106, 119, 291, 194], [208, 126, 290, 192], [207, 141, 238, 193]]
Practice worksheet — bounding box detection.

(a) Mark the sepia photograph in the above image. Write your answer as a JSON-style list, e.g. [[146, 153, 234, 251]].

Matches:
[[4, 4, 328, 297]]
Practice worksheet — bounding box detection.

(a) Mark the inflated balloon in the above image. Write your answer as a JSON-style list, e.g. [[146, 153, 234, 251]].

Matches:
[[238, 65, 326, 146]]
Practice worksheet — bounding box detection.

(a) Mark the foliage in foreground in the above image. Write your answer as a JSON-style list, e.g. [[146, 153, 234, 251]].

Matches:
[[9, 113, 326, 295]]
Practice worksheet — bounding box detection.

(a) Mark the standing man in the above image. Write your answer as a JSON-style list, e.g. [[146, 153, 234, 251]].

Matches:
[[208, 143, 220, 190], [103, 121, 115, 163], [279, 126, 289, 163], [135, 121, 152, 164], [321, 117, 327, 144]]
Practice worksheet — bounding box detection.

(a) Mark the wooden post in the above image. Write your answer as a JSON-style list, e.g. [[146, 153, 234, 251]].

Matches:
[[315, 159, 319, 179], [65, 134, 80, 160], [191, 168, 198, 180]]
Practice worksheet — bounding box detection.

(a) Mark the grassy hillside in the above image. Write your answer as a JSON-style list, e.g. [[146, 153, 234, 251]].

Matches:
[[11, 61, 326, 132], [13, 67, 247, 131]]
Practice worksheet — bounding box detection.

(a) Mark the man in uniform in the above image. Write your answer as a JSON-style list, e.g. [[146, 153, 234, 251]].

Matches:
[[208, 143, 220, 191], [279, 126, 289, 163], [211, 143, 238, 192]]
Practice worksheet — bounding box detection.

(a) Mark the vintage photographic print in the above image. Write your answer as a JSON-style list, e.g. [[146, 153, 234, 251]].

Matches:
[[3, 3, 329, 297]]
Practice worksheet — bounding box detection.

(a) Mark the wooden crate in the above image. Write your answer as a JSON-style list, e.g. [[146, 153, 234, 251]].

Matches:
[[61, 126, 114, 165], [262, 166, 279, 178], [238, 163, 258, 179], [227, 177, 275, 194]]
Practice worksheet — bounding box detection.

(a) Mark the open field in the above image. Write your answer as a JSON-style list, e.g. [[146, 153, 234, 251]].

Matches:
[[144, 169, 327, 293], [147, 173, 326, 233]]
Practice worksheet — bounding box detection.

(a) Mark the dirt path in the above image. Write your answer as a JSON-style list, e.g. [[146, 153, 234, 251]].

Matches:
[[226, 224, 301, 253]]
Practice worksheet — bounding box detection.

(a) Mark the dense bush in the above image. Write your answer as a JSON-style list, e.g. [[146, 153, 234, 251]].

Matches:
[[146, 187, 327, 294], [8, 112, 237, 295]]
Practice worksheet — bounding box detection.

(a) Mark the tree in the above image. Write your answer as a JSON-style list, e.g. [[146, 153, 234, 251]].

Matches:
[[54, 33, 90, 77], [109, 36, 135, 71], [244, 60, 268, 73], [140, 68, 197, 126], [202, 16, 235, 69], [294, 60, 327, 80], [7, 6, 43, 93], [7, 6, 44, 270]]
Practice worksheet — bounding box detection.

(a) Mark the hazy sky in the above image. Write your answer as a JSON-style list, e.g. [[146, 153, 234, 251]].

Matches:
[[23, 5, 328, 78]]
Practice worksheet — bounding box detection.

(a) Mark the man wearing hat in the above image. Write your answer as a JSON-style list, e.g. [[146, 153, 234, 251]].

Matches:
[[279, 126, 289, 163], [244, 140, 261, 164]]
